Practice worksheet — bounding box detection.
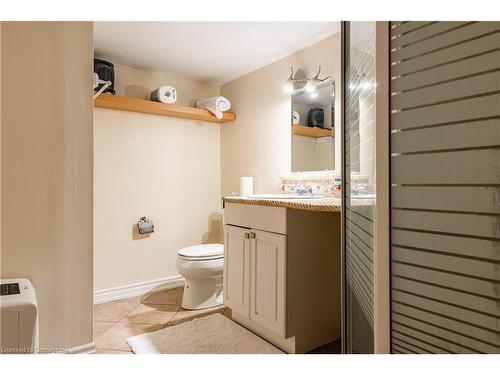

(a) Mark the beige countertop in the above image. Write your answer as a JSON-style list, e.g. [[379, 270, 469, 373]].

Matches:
[[222, 196, 342, 213]]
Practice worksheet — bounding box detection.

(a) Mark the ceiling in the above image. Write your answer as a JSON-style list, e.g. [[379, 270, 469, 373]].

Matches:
[[94, 22, 340, 85]]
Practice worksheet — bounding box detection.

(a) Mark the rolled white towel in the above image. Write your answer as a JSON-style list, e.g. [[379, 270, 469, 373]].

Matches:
[[196, 96, 231, 119], [150, 85, 177, 104]]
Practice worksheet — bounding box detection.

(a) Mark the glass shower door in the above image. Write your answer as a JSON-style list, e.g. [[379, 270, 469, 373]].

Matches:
[[342, 21, 376, 353]]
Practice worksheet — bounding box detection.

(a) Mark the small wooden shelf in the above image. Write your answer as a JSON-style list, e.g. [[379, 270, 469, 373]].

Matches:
[[94, 94, 236, 123], [292, 124, 333, 138]]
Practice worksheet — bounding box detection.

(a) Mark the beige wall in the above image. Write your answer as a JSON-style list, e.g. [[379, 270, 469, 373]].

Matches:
[[220, 33, 341, 196], [110, 63, 219, 105], [1, 22, 93, 350], [94, 64, 222, 291]]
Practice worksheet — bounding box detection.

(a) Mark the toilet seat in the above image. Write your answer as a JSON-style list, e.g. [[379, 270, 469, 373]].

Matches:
[[177, 244, 224, 261], [177, 254, 223, 261]]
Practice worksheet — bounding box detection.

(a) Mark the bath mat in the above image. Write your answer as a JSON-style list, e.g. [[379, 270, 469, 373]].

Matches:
[[126, 313, 284, 354]]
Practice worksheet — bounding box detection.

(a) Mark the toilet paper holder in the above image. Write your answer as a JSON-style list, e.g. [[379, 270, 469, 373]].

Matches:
[[137, 216, 154, 235]]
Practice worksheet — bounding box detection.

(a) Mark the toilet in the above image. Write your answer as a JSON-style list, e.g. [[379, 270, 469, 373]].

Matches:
[[175, 243, 224, 310]]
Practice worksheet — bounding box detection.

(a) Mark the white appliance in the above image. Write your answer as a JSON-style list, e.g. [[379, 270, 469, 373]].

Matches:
[[175, 244, 224, 310], [0, 278, 38, 354]]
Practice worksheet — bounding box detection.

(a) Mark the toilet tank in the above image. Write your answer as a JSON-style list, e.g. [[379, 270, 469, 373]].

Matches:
[[0, 278, 38, 354]]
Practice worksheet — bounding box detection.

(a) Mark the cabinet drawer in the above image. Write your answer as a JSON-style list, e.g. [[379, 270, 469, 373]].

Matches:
[[224, 203, 287, 234]]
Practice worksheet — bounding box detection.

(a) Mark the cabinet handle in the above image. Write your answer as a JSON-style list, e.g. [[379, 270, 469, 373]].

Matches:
[[250, 232, 256, 239], [244, 232, 250, 239]]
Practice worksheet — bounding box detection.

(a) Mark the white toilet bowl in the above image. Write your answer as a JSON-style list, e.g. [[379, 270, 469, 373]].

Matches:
[[175, 244, 224, 310]]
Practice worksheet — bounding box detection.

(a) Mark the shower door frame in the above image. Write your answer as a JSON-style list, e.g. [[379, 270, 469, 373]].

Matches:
[[373, 21, 390, 354], [340, 20, 346, 354]]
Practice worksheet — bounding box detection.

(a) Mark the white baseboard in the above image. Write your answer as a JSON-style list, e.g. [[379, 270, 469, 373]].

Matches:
[[66, 342, 95, 354], [94, 275, 185, 305]]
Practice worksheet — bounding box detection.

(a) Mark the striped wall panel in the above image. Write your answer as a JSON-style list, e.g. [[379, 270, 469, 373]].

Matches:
[[390, 21, 500, 354]]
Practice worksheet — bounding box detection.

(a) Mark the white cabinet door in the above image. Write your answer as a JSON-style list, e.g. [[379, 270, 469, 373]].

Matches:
[[223, 224, 250, 318], [250, 229, 287, 338]]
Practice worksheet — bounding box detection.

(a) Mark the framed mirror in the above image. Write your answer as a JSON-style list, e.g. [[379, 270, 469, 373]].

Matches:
[[291, 81, 335, 172]]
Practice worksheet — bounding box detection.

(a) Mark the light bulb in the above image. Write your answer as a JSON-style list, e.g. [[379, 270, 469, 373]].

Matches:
[[283, 82, 294, 94], [305, 80, 316, 93]]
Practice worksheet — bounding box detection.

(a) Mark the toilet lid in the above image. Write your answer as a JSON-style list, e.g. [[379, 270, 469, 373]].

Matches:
[[177, 244, 224, 260]]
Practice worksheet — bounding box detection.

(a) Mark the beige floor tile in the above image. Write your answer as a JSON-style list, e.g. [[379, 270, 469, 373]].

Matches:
[[118, 293, 152, 305], [95, 348, 133, 354], [93, 321, 116, 340], [167, 305, 225, 327], [95, 322, 163, 351], [121, 303, 180, 325], [94, 301, 139, 322], [143, 287, 184, 305]]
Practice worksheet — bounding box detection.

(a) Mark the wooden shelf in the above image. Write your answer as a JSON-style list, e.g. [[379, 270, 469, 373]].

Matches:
[[292, 124, 333, 138], [94, 94, 236, 123]]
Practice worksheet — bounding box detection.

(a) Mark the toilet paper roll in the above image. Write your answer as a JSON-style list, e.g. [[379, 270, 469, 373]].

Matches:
[[150, 85, 177, 104], [137, 216, 154, 235], [240, 177, 254, 197]]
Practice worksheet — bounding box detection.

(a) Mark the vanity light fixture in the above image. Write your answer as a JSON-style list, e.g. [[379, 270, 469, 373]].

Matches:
[[283, 67, 308, 93], [284, 66, 332, 94], [284, 83, 294, 94], [305, 80, 317, 93], [309, 66, 332, 92]]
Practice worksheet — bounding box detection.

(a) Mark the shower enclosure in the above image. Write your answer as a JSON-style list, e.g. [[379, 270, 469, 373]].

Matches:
[[343, 20, 376, 354], [341, 21, 390, 354], [341, 20, 500, 354]]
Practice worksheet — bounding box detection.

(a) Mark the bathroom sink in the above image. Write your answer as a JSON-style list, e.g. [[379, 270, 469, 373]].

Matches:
[[246, 194, 323, 199]]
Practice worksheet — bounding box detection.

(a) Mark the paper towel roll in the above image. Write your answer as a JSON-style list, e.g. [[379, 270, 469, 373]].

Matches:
[[240, 177, 254, 197], [150, 85, 177, 104]]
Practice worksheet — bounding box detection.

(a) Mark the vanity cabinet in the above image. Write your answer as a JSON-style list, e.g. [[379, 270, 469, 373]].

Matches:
[[224, 225, 286, 337], [223, 202, 341, 353]]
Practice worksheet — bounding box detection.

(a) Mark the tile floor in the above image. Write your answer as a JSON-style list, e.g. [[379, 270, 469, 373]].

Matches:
[[94, 286, 227, 354], [93, 285, 340, 354]]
